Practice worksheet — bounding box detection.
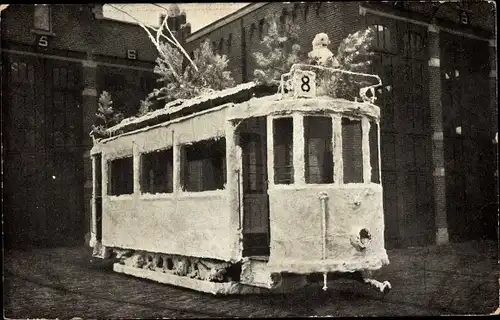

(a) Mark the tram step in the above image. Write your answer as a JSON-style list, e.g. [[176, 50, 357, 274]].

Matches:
[[92, 241, 112, 259], [240, 257, 277, 289]]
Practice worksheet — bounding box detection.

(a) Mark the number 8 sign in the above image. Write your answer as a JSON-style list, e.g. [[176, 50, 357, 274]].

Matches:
[[293, 70, 316, 98]]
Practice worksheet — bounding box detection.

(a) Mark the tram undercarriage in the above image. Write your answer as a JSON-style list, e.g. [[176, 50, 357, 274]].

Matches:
[[94, 245, 391, 295]]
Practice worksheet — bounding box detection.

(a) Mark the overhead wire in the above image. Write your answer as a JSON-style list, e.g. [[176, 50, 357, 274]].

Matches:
[[107, 4, 198, 72]]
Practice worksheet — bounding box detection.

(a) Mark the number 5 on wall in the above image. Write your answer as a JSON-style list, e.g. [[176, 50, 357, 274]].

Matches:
[[38, 35, 49, 47]]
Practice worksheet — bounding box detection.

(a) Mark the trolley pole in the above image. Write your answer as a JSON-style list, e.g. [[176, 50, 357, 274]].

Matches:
[[318, 192, 329, 291]]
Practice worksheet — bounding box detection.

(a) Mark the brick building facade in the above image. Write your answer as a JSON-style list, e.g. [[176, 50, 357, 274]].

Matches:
[[1, 4, 159, 248], [2, 3, 496, 249], [182, 2, 497, 247]]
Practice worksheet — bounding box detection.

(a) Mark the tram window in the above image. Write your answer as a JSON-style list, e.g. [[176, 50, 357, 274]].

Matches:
[[141, 148, 173, 194], [342, 118, 363, 183], [182, 138, 226, 192], [304, 116, 333, 184], [369, 121, 380, 183], [273, 117, 294, 184], [108, 156, 134, 195], [241, 133, 266, 193], [94, 154, 102, 197]]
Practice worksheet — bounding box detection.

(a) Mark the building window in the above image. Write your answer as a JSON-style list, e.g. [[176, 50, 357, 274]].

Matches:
[[218, 38, 224, 54], [273, 117, 294, 184], [259, 19, 265, 41], [372, 24, 392, 52], [108, 156, 134, 196], [140, 75, 157, 95], [315, 3, 323, 16], [227, 34, 232, 53], [369, 121, 380, 183], [105, 73, 125, 91], [249, 23, 256, 41], [292, 4, 299, 22], [393, 1, 409, 10], [182, 138, 226, 192], [141, 148, 173, 194], [280, 9, 288, 28], [305, 116, 333, 184], [342, 118, 363, 183], [403, 31, 424, 57], [10, 61, 35, 85], [304, 3, 310, 21], [33, 4, 51, 31]]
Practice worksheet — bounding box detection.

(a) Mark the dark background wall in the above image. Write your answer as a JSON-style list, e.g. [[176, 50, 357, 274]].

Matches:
[[1, 4, 158, 248]]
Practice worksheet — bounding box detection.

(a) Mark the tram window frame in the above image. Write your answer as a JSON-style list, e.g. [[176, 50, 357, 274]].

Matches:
[[94, 154, 102, 197], [181, 137, 227, 192], [304, 116, 334, 184], [108, 156, 134, 196], [369, 120, 381, 184], [141, 148, 174, 194], [273, 117, 294, 185], [341, 118, 364, 184]]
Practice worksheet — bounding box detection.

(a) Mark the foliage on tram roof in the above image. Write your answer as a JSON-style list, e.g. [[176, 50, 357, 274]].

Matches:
[[104, 82, 278, 138], [98, 82, 381, 143]]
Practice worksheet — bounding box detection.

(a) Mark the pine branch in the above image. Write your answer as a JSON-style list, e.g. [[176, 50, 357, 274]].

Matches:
[[252, 12, 301, 85], [138, 39, 235, 113]]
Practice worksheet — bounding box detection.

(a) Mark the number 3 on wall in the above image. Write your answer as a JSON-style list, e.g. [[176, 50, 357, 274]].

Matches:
[[293, 70, 316, 98]]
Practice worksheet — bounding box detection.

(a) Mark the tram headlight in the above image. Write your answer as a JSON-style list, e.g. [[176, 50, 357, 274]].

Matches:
[[350, 228, 372, 251]]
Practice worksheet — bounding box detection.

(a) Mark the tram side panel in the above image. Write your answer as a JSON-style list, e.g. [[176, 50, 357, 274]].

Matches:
[[101, 192, 238, 261], [97, 110, 241, 262], [267, 185, 387, 273]]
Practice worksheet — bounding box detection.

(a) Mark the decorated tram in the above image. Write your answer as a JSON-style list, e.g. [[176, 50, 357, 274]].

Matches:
[[89, 63, 391, 295]]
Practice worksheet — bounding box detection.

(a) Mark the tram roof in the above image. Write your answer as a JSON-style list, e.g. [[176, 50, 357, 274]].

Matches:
[[104, 82, 269, 138], [101, 82, 380, 142]]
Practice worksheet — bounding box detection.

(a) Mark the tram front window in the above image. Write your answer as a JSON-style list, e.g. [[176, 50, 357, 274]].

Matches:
[[304, 116, 333, 184], [342, 118, 363, 183], [273, 117, 294, 184]]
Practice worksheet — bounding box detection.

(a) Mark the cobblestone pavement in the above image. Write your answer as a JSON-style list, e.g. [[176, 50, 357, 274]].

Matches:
[[3, 240, 498, 318]]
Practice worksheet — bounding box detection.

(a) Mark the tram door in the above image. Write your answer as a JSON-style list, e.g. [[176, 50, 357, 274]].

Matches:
[[239, 117, 270, 256]]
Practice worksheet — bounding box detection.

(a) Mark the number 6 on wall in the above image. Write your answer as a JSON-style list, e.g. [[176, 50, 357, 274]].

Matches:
[[293, 70, 316, 99]]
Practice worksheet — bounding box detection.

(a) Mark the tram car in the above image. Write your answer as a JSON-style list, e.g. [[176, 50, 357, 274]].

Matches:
[[90, 63, 391, 295]]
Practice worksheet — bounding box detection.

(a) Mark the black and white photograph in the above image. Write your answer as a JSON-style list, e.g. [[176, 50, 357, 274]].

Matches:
[[2, 2, 499, 318]]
